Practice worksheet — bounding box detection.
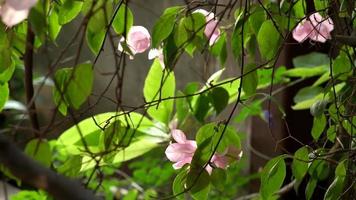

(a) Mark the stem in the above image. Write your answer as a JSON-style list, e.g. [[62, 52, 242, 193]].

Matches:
[[24, 25, 40, 134]]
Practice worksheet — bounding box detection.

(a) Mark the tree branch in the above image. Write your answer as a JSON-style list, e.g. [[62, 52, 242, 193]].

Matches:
[[0, 134, 99, 200], [334, 35, 356, 47], [24, 25, 40, 134]]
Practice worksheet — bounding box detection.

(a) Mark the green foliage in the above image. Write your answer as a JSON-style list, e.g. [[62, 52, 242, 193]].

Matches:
[[86, 0, 112, 54], [210, 87, 229, 115], [152, 6, 182, 47], [144, 59, 175, 124], [211, 32, 227, 66], [260, 156, 286, 200], [311, 114, 326, 140], [324, 160, 346, 200], [292, 146, 309, 181], [0, 83, 9, 111], [10, 190, 47, 200], [242, 63, 258, 96], [24, 139, 52, 167], [58, 0, 83, 25], [257, 20, 281, 60], [186, 169, 211, 200], [112, 4, 134, 35], [0, 1, 354, 199], [53, 63, 93, 115]]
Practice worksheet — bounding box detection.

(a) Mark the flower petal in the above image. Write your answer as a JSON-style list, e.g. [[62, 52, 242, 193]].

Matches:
[[171, 129, 187, 143], [6, 0, 37, 10], [165, 143, 196, 162], [172, 157, 193, 169], [1, 3, 29, 27], [292, 20, 312, 43], [127, 26, 151, 54], [212, 154, 228, 169]]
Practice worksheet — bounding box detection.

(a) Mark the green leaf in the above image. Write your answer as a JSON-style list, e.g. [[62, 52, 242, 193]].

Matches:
[[333, 52, 352, 80], [187, 169, 211, 200], [293, 52, 329, 68], [53, 63, 93, 115], [174, 19, 189, 47], [248, 8, 266, 34], [311, 114, 326, 140], [293, 0, 306, 18], [10, 190, 47, 200], [48, 10, 62, 41], [123, 189, 138, 200], [283, 66, 328, 78], [86, 8, 107, 55], [292, 146, 309, 181], [58, 0, 83, 25], [210, 168, 226, 190], [322, 160, 347, 199], [305, 178, 317, 200], [195, 123, 241, 162], [144, 59, 175, 124], [24, 139, 52, 167], [293, 83, 345, 110], [183, 12, 206, 36], [308, 158, 330, 180], [294, 87, 323, 104], [112, 4, 134, 35], [112, 136, 160, 164], [0, 83, 9, 112], [0, 50, 12, 74], [210, 32, 227, 66], [193, 93, 210, 122], [176, 91, 190, 124], [173, 167, 189, 200], [57, 112, 166, 152], [152, 6, 182, 47], [260, 156, 286, 200], [326, 126, 337, 142], [210, 87, 229, 114], [314, 0, 328, 11], [242, 63, 258, 96], [324, 176, 345, 200], [57, 155, 82, 177], [257, 20, 280, 60], [28, 3, 47, 43], [0, 58, 15, 84], [231, 25, 242, 60], [235, 100, 262, 123]]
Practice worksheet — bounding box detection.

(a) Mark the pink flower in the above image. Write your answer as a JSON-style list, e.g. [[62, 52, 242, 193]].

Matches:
[[148, 48, 165, 68], [292, 12, 334, 43], [165, 129, 197, 169], [194, 9, 221, 46], [118, 26, 151, 59], [165, 129, 243, 174], [0, 0, 37, 27]]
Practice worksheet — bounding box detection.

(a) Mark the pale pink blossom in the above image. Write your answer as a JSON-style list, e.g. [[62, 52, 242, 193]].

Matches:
[[0, 0, 37, 27], [194, 9, 221, 46], [292, 12, 334, 43], [165, 129, 243, 174], [118, 26, 151, 59], [165, 129, 197, 169], [148, 48, 165, 68]]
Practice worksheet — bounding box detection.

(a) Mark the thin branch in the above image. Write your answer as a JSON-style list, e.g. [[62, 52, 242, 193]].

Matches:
[[24, 25, 40, 135], [0, 134, 99, 200]]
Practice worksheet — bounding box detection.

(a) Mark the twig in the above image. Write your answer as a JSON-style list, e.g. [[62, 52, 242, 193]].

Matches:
[[0, 134, 99, 200], [24, 25, 40, 135]]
